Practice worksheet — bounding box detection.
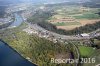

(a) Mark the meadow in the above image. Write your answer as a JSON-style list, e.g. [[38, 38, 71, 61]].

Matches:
[[48, 5, 100, 30], [78, 46, 96, 57]]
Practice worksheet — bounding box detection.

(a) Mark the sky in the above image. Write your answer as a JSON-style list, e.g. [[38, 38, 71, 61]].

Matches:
[[19, 0, 90, 3], [0, 0, 90, 5]]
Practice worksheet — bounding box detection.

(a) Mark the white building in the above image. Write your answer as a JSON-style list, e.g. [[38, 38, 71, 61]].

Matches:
[[81, 33, 90, 37]]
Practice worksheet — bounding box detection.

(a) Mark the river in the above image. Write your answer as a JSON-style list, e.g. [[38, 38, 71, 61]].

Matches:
[[0, 40, 36, 66], [0, 13, 37, 66], [9, 13, 23, 27], [0, 13, 24, 29]]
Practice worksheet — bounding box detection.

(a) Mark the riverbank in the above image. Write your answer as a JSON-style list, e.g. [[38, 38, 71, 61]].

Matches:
[[9, 13, 24, 27], [0, 21, 13, 29], [0, 39, 36, 66], [0, 13, 24, 29]]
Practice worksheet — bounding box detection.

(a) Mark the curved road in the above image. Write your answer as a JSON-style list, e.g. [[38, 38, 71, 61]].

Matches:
[[27, 23, 100, 40]]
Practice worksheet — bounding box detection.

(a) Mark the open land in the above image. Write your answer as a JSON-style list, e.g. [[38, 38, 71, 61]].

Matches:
[[48, 6, 100, 30]]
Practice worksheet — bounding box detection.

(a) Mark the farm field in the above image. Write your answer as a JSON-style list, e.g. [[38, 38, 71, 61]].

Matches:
[[78, 40, 100, 66], [83, 49, 100, 66], [48, 5, 100, 30], [78, 46, 96, 57], [53, 22, 81, 26]]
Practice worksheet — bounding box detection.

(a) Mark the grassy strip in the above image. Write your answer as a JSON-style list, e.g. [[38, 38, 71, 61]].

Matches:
[[53, 22, 81, 26], [74, 13, 100, 19], [78, 46, 96, 57]]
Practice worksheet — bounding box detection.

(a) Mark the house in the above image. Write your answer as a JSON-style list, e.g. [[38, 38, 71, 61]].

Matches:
[[80, 33, 90, 37]]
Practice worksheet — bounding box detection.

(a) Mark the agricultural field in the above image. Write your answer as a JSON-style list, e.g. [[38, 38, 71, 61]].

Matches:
[[53, 22, 81, 26], [48, 5, 100, 30], [78, 39, 100, 66], [83, 49, 100, 66], [78, 46, 96, 57]]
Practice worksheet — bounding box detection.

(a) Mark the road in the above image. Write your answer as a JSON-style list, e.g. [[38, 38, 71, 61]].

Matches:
[[27, 23, 100, 41]]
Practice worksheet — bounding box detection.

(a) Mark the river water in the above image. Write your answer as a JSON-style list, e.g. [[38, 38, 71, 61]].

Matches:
[[0, 13, 37, 66], [0, 40, 36, 66], [9, 13, 23, 27]]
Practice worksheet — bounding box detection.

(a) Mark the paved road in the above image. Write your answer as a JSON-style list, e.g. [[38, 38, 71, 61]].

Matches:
[[28, 23, 100, 40]]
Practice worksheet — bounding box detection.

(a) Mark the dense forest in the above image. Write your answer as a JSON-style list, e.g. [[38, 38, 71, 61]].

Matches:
[[27, 10, 55, 23], [83, 0, 100, 8]]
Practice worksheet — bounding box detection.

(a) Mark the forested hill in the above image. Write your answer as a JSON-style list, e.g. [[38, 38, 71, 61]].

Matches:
[[0, 6, 6, 18], [83, 0, 100, 8], [90, 0, 100, 3]]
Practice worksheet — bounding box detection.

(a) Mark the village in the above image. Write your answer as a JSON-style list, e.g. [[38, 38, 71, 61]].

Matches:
[[23, 23, 100, 47]]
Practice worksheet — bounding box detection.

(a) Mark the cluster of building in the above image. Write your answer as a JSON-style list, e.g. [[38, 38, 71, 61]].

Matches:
[[80, 7, 90, 12], [23, 24, 68, 43], [23, 24, 97, 47], [0, 16, 13, 25], [6, 3, 34, 13]]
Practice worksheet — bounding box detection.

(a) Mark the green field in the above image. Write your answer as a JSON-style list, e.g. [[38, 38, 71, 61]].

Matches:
[[53, 22, 81, 26], [74, 13, 100, 19], [78, 46, 96, 57], [83, 49, 100, 66]]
